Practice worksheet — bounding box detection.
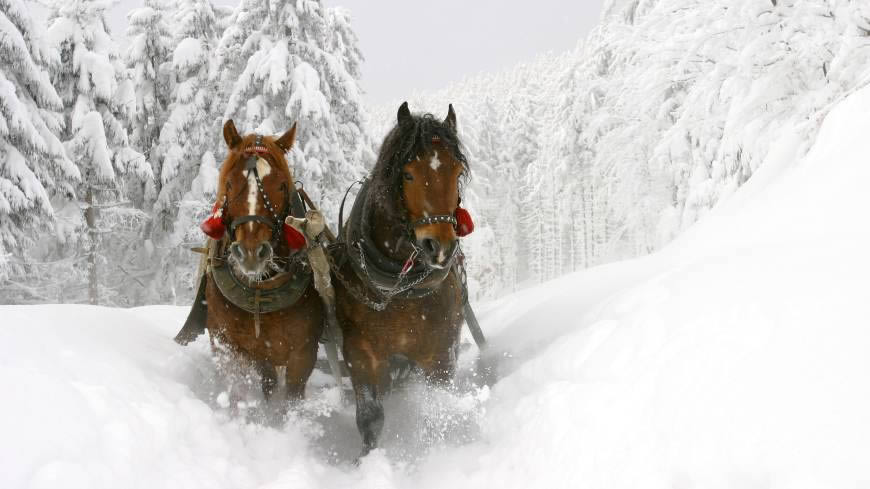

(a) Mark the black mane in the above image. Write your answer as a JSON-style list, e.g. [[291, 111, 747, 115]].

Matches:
[[369, 112, 469, 222]]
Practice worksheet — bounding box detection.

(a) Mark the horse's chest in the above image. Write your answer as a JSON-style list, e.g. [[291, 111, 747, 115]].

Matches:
[[205, 278, 322, 363], [341, 271, 464, 351]]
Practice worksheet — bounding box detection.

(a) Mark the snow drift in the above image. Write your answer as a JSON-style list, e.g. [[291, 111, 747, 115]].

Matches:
[[3, 86, 870, 488]]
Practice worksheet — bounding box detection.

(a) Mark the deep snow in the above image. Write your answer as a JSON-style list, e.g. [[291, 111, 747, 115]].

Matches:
[[3, 86, 870, 488]]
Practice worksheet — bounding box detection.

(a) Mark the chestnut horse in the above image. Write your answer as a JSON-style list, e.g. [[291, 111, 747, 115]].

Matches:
[[332, 102, 474, 454], [202, 120, 323, 402]]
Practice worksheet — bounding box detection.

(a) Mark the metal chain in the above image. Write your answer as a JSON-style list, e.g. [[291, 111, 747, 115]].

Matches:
[[246, 164, 292, 246], [456, 246, 469, 303], [411, 214, 457, 227], [326, 173, 459, 311], [250, 169, 278, 219], [326, 245, 391, 311], [357, 239, 434, 302], [325, 241, 436, 312]]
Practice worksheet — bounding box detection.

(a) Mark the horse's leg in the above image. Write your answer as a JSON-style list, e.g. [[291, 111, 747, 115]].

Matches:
[[345, 337, 387, 455], [284, 341, 318, 403], [285, 368, 307, 401], [209, 339, 257, 413], [354, 382, 384, 456], [257, 359, 278, 400], [416, 347, 458, 388]]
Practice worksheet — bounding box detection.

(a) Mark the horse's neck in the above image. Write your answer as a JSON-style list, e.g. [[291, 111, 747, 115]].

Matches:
[[366, 203, 413, 263]]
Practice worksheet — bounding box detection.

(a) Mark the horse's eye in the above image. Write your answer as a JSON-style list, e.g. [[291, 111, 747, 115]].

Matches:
[[403, 172, 414, 181]]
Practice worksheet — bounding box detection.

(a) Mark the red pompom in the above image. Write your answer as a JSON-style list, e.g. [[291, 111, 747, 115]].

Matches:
[[283, 222, 307, 250], [455, 206, 474, 237], [200, 201, 226, 239]]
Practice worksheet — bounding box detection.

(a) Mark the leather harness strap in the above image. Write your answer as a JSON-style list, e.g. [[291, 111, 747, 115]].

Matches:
[[227, 136, 285, 243]]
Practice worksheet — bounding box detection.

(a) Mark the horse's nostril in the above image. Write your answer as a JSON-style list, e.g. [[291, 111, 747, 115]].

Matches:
[[421, 237, 440, 256], [230, 243, 244, 260], [257, 242, 272, 260]]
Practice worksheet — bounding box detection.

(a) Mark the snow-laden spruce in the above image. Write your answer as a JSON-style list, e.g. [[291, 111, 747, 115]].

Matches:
[[387, 0, 870, 298], [147, 0, 221, 303], [126, 0, 173, 209], [215, 0, 372, 221], [45, 0, 151, 304], [4, 0, 870, 308], [0, 0, 374, 306], [0, 0, 78, 283], [571, 0, 870, 250]]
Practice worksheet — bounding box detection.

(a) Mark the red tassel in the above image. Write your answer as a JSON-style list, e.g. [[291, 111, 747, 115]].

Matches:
[[455, 206, 474, 237], [283, 222, 307, 250], [200, 201, 226, 240]]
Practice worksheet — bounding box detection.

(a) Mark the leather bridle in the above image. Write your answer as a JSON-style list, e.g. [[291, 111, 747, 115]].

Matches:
[[224, 136, 293, 246]]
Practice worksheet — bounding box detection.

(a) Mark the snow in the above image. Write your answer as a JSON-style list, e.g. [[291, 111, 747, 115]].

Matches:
[[172, 38, 204, 70], [3, 84, 870, 487], [76, 111, 114, 182], [288, 62, 329, 121], [0, 142, 53, 215]]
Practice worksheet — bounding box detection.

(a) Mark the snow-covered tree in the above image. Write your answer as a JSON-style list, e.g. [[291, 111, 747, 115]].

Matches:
[[153, 0, 217, 231], [148, 0, 220, 303], [47, 0, 151, 304], [372, 0, 870, 298], [4, 0, 866, 306], [216, 0, 372, 222], [0, 0, 79, 290], [126, 0, 173, 208]]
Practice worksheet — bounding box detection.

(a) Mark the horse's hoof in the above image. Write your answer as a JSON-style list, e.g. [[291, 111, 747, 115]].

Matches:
[[354, 443, 376, 466]]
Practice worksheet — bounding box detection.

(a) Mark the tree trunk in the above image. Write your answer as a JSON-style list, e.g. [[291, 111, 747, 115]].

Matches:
[[85, 187, 99, 305], [583, 182, 591, 268]]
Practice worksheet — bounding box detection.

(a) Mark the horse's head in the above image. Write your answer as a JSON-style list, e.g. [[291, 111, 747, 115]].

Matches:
[[389, 102, 473, 269], [209, 120, 299, 280]]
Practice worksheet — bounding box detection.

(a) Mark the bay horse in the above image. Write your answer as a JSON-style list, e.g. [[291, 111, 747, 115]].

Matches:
[[199, 120, 323, 403], [332, 102, 474, 454]]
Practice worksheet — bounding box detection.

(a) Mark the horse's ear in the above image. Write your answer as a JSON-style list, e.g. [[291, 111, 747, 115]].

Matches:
[[397, 101, 412, 125], [275, 122, 297, 152], [444, 104, 457, 132], [223, 120, 242, 148]]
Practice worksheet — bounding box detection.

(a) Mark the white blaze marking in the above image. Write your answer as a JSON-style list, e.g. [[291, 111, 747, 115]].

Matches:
[[246, 157, 272, 232], [430, 153, 442, 170]]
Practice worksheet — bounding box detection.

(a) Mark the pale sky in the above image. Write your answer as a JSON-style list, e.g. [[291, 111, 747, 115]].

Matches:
[[320, 0, 606, 103], [98, 0, 606, 104]]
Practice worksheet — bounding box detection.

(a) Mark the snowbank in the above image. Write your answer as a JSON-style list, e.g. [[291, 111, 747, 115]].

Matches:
[[3, 86, 870, 488]]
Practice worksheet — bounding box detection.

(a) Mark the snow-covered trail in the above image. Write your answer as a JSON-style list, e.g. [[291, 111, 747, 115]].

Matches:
[[4, 86, 870, 488]]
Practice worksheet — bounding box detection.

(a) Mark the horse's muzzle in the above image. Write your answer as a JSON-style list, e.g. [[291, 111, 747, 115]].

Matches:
[[229, 241, 273, 277], [419, 238, 457, 269]]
